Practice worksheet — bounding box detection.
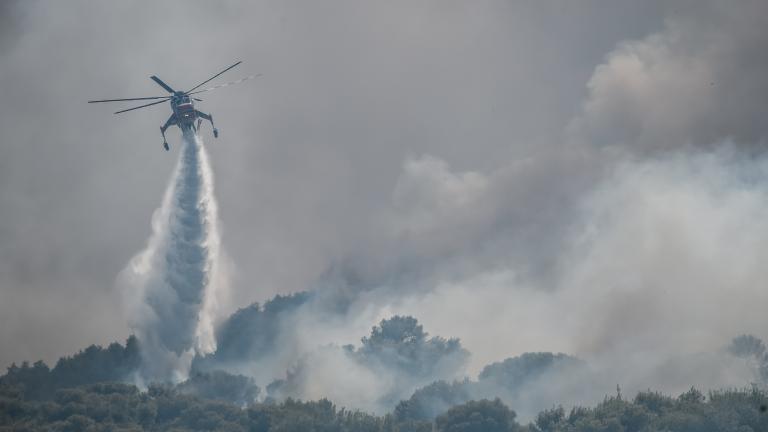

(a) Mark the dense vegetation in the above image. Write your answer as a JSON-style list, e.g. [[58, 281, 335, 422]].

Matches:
[[1, 378, 766, 431], [268, 315, 469, 406], [193, 293, 311, 372], [0, 337, 140, 401], [393, 352, 586, 421], [2, 296, 767, 431], [1, 336, 767, 431]]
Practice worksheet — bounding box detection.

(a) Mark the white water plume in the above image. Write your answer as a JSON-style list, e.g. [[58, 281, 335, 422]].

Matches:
[[119, 130, 228, 383]]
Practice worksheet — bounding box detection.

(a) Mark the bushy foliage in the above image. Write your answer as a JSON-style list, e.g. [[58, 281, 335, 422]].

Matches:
[[394, 352, 587, 422], [266, 315, 470, 409], [478, 352, 584, 391], [534, 406, 565, 432], [176, 370, 260, 406], [435, 398, 519, 432], [728, 334, 768, 386], [193, 292, 311, 371], [0, 383, 388, 432], [395, 380, 472, 422], [529, 387, 768, 432], [1, 314, 766, 431], [0, 336, 139, 400], [729, 335, 767, 359], [356, 315, 469, 380], [0, 379, 766, 431]]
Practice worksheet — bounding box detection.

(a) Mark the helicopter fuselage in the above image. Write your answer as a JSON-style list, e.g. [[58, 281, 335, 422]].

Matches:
[[171, 93, 197, 130]]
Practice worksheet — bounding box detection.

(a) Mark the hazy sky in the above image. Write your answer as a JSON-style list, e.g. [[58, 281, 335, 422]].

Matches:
[[1, 0, 767, 374]]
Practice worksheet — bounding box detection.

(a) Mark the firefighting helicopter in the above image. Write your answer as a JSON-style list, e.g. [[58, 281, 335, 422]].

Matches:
[[88, 61, 257, 151]]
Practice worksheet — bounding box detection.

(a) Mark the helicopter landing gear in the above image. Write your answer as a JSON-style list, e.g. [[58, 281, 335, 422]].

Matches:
[[160, 117, 175, 152], [195, 110, 217, 139]]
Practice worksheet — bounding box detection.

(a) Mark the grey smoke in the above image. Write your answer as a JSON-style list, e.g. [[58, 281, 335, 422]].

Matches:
[[569, 0, 768, 152], [266, 315, 469, 413], [1, 0, 768, 420], [0, 1, 669, 368]]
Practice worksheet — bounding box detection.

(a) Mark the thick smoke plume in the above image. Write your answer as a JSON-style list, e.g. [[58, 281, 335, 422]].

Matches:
[[119, 130, 227, 383]]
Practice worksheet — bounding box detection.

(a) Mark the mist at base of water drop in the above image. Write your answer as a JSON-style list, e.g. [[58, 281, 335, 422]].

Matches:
[[118, 129, 228, 383]]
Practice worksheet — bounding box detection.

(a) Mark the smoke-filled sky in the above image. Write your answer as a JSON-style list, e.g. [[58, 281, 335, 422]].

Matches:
[[1, 0, 767, 380]]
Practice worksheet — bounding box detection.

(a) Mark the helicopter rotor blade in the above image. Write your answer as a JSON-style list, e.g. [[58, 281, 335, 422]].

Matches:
[[150, 76, 176, 93], [193, 98, 203, 101], [186, 61, 242, 93], [189, 74, 260, 95], [114, 98, 170, 114], [88, 96, 169, 103]]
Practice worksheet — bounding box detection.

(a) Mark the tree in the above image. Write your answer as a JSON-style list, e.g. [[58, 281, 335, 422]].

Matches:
[[395, 380, 472, 421], [357, 316, 469, 379], [729, 335, 767, 359], [435, 398, 518, 432], [679, 387, 706, 404], [534, 406, 564, 432], [634, 390, 674, 414], [194, 292, 311, 371], [478, 352, 584, 391], [176, 371, 260, 406]]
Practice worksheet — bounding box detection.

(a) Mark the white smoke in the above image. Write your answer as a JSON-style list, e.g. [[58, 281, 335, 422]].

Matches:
[[119, 130, 228, 383], [381, 148, 767, 415]]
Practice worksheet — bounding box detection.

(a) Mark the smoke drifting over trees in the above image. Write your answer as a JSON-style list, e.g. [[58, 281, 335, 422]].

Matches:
[[5, 293, 768, 418], [2, 0, 768, 430], [2, 330, 768, 430]]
